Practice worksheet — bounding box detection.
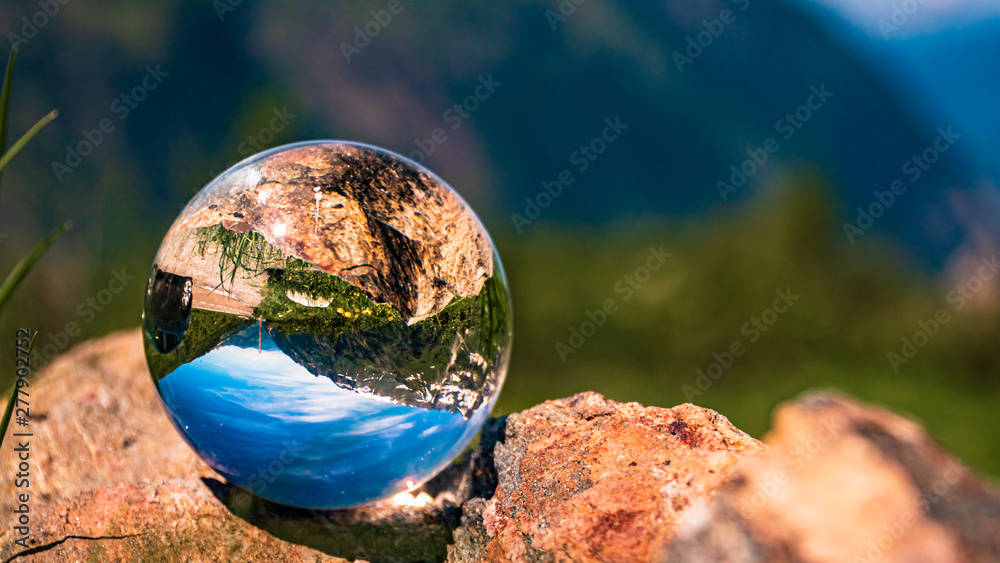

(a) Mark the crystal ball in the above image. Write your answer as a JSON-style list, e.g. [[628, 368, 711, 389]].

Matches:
[[141, 141, 512, 509]]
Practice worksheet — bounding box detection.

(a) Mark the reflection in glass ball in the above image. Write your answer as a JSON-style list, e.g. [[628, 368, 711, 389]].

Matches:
[[141, 141, 512, 509]]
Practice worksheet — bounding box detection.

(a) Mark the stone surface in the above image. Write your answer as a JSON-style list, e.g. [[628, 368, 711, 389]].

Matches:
[[2, 479, 340, 562], [0, 330, 207, 516], [447, 392, 765, 562], [170, 141, 494, 322], [3, 331, 999, 562], [663, 393, 1000, 563]]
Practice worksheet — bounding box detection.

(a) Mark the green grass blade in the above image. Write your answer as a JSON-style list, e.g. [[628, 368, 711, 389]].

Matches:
[[0, 48, 16, 194], [0, 109, 58, 174], [0, 221, 71, 315]]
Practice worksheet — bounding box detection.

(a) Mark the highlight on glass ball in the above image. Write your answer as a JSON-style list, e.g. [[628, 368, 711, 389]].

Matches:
[[141, 141, 512, 509]]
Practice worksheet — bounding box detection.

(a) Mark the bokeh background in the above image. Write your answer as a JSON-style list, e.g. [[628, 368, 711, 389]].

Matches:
[[1, 0, 999, 476]]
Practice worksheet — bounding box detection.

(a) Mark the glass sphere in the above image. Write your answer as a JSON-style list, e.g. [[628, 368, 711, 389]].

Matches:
[[141, 141, 511, 509]]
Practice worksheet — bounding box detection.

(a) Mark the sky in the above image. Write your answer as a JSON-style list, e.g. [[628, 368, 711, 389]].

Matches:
[[803, 0, 1000, 38]]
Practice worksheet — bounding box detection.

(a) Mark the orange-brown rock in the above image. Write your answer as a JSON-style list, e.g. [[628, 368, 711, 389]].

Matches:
[[447, 392, 765, 562], [663, 393, 1000, 563], [0, 331, 208, 517], [4, 479, 342, 562], [167, 142, 494, 322]]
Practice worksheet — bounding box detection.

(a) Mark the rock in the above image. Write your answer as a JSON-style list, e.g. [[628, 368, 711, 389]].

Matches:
[[0, 330, 207, 512], [447, 392, 765, 562], [3, 331, 999, 562], [170, 141, 494, 322], [663, 393, 1000, 563], [2, 479, 342, 562]]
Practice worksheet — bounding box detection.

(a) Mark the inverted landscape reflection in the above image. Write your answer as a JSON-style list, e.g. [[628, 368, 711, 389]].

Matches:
[[143, 142, 511, 509], [157, 323, 484, 509]]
